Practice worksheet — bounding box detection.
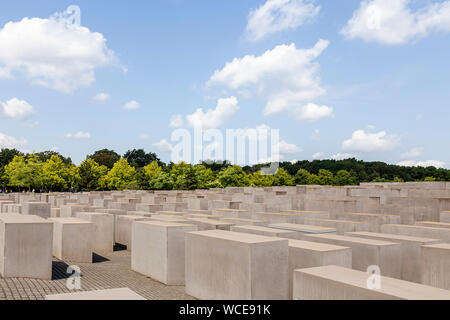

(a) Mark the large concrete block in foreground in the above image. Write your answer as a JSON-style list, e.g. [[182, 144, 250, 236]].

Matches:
[[185, 230, 289, 300], [421, 243, 450, 290], [346, 231, 441, 283], [288, 239, 351, 298], [22, 202, 51, 218], [115, 215, 151, 249], [76, 212, 114, 255], [131, 221, 197, 285], [303, 233, 401, 278], [293, 265, 450, 300], [231, 225, 297, 239], [45, 288, 146, 300], [49, 217, 94, 263], [0, 215, 53, 279]]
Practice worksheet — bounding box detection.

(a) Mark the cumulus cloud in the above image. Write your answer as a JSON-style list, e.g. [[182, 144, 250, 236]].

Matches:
[[64, 131, 91, 139], [397, 160, 446, 168], [341, 0, 450, 45], [93, 93, 110, 102], [400, 147, 423, 159], [186, 96, 240, 129], [276, 140, 303, 154], [292, 103, 333, 121], [0, 133, 27, 148], [246, 0, 321, 41], [0, 8, 120, 93], [123, 100, 141, 110], [153, 139, 173, 152], [342, 129, 400, 152], [331, 153, 355, 160], [0, 98, 34, 120], [312, 151, 324, 159], [207, 39, 330, 120], [169, 114, 184, 128]]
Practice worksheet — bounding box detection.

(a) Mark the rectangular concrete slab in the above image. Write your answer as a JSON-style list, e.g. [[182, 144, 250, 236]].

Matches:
[[288, 239, 352, 298], [0, 215, 53, 279], [185, 230, 289, 300], [421, 243, 450, 290], [45, 288, 146, 300], [49, 217, 94, 263], [293, 265, 450, 300], [303, 233, 401, 278], [131, 221, 197, 285], [268, 223, 336, 239], [345, 231, 441, 283]]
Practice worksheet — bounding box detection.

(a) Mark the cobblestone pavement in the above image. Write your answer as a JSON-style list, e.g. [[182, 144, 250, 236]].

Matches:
[[0, 249, 195, 300]]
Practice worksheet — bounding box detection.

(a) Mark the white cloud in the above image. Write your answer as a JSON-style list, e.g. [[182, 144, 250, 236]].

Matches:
[[93, 93, 110, 102], [64, 131, 91, 139], [0, 98, 35, 120], [398, 160, 446, 168], [341, 0, 450, 45], [331, 153, 355, 160], [276, 140, 303, 154], [186, 96, 240, 129], [0, 133, 27, 148], [123, 100, 141, 110], [312, 151, 324, 159], [400, 147, 423, 159], [208, 39, 330, 119], [153, 139, 173, 152], [170, 114, 184, 128], [292, 103, 333, 121], [0, 8, 119, 93], [342, 129, 400, 152], [139, 134, 149, 140], [246, 0, 321, 41], [417, 114, 423, 120]]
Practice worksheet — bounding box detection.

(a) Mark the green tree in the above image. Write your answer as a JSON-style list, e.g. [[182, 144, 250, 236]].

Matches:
[[124, 149, 160, 168], [294, 169, 311, 185], [272, 168, 295, 186], [88, 149, 121, 169], [102, 158, 137, 190], [249, 170, 274, 187], [334, 170, 358, 186], [0, 148, 24, 167], [152, 171, 174, 190], [42, 155, 72, 191], [194, 165, 216, 189], [4, 155, 44, 191], [76, 158, 109, 191], [424, 177, 436, 182], [317, 169, 335, 185], [218, 165, 250, 187]]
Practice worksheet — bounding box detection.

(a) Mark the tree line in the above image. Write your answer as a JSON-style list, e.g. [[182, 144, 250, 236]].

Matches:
[[0, 148, 448, 192]]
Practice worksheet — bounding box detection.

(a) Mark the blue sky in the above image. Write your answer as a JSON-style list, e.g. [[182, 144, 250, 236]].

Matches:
[[0, 0, 449, 167]]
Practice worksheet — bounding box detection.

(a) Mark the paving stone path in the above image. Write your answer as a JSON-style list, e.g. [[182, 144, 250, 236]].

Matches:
[[0, 248, 194, 300]]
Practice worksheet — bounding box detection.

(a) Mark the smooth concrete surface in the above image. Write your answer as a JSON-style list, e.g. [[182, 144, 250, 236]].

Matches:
[[45, 288, 146, 300], [303, 233, 401, 278], [293, 265, 450, 300], [185, 230, 289, 300], [0, 215, 53, 279], [421, 243, 450, 290], [346, 231, 441, 283], [49, 217, 94, 263], [288, 239, 352, 299], [131, 221, 197, 285], [76, 212, 114, 255]]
